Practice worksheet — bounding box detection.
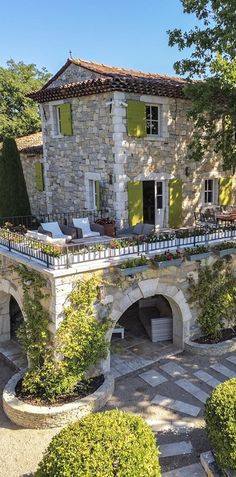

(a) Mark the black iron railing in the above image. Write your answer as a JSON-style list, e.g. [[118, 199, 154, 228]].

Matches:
[[0, 209, 110, 230], [0, 226, 235, 270]]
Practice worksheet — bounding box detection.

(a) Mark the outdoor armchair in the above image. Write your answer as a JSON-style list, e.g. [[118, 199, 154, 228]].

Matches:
[[116, 222, 154, 238], [38, 222, 76, 241], [72, 217, 104, 238]]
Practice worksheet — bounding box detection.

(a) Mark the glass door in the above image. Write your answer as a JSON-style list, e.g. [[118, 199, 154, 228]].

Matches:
[[155, 181, 165, 228]]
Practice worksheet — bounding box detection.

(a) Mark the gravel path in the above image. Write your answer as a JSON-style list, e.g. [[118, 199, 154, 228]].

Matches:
[[0, 359, 60, 477]]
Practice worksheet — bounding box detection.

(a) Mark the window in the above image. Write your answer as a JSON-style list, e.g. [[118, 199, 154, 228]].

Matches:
[[156, 181, 163, 209], [88, 180, 96, 209], [52, 103, 73, 136], [204, 179, 214, 204], [146, 105, 159, 135]]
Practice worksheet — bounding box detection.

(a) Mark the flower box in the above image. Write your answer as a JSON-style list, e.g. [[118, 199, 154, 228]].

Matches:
[[215, 248, 236, 257], [176, 236, 194, 246], [117, 264, 149, 276], [153, 258, 183, 269], [187, 252, 211, 261]]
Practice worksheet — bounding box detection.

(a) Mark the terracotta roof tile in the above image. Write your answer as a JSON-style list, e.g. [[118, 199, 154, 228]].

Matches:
[[16, 132, 43, 154], [28, 58, 190, 103]]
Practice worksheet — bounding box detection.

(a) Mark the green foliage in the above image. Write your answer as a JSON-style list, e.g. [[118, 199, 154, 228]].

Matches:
[[0, 59, 51, 138], [188, 258, 236, 340], [205, 378, 236, 470], [0, 138, 31, 216], [119, 255, 148, 269], [16, 271, 110, 402], [35, 410, 161, 477], [185, 245, 209, 255], [168, 1, 236, 169], [14, 264, 50, 368], [154, 250, 182, 262], [213, 241, 236, 251]]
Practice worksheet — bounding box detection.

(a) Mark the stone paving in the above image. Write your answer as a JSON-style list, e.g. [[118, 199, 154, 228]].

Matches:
[[105, 349, 236, 473], [0, 343, 235, 475]]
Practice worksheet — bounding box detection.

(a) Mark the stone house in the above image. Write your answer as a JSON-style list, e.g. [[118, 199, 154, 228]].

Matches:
[[27, 58, 236, 229]]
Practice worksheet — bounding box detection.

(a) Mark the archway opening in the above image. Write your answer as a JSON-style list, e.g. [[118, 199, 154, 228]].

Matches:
[[110, 294, 175, 376], [10, 296, 24, 342]]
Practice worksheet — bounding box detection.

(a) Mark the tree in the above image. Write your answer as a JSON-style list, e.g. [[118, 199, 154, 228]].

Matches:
[[0, 59, 51, 139], [168, 1, 236, 170], [0, 138, 31, 216]]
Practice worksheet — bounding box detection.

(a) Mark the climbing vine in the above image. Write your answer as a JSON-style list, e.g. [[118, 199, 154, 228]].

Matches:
[[15, 266, 110, 401], [13, 264, 50, 368], [188, 258, 236, 341]]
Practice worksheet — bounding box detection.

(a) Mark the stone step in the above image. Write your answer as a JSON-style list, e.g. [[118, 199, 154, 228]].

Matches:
[[193, 370, 221, 389], [210, 363, 236, 378], [175, 378, 209, 404], [139, 369, 167, 387], [159, 440, 193, 458], [151, 393, 201, 417], [159, 361, 186, 377], [162, 463, 207, 477], [226, 355, 236, 366]]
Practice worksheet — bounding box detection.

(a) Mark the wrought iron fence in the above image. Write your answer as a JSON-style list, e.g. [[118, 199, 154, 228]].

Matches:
[[0, 226, 235, 270], [0, 209, 110, 230]]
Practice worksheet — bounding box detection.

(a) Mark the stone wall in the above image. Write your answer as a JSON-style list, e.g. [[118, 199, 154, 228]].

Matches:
[[20, 152, 47, 216], [41, 85, 236, 226], [41, 92, 115, 214], [47, 63, 102, 89]]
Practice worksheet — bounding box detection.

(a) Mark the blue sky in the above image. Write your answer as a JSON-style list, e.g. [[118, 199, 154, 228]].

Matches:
[[0, 0, 196, 76]]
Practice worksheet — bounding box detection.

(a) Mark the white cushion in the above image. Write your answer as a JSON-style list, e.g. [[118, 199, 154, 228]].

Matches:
[[72, 218, 92, 235], [83, 231, 100, 238], [41, 222, 65, 238]]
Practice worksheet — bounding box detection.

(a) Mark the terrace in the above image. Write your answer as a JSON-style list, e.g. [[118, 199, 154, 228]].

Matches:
[[0, 210, 236, 271]]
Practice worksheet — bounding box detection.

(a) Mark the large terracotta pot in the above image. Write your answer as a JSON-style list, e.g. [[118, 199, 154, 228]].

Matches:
[[103, 223, 115, 237]]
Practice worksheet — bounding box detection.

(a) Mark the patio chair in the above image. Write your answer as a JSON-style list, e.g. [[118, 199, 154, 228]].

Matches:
[[116, 222, 154, 238], [38, 222, 76, 242], [72, 217, 104, 238], [194, 212, 216, 229]]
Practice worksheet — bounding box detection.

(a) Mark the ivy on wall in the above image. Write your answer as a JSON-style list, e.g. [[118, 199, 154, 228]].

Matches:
[[188, 258, 236, 341], [14, 266, 110, 401]]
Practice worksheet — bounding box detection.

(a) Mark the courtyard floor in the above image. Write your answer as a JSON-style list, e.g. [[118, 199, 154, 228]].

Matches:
[[0, 349, 235, 476]]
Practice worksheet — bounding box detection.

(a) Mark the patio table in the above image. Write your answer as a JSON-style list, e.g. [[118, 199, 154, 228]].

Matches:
[[216, 213, 236, 225]]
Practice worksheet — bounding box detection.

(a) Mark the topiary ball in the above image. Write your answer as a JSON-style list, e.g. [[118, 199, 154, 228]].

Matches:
[[205, 377, 236, 471], [35, 409, 161, 477]]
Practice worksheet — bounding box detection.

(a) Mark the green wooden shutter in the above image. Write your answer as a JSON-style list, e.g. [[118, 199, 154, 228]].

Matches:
[[95, 181, 100, 209], [127, 101, 146, 138], [35, 162, 44, 192], [58, 103, 73, 136], [169, 179, 182, 228], [128, 181, 143, 226], [219, 178, 232, 205]]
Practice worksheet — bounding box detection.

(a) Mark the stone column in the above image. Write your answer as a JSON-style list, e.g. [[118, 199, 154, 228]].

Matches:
[[111, 92, 128, 228], [0, 292, 10, 342]]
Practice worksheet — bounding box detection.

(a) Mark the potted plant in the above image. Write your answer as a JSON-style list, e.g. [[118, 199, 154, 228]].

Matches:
[[95, 217, 116, 237], [117, 255, 148, 276], [213, 241, 236, 257], [185, 245, 211, 261], [152, 250, 183, 268]]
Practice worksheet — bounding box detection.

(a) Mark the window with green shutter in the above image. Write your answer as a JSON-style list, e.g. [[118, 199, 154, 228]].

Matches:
[[127, 101, 146, 138], [35, 162, 44, 192], [95, 181, 101, 209], [219, 178, 232, 205], [58, 103, 73, 136], [128, 181, 144, 225], [169, 179, 182, 228]]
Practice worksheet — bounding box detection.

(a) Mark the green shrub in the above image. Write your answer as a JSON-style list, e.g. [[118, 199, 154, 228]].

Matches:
[[205, 378, 236, 470], [35, 410, 161, 477]]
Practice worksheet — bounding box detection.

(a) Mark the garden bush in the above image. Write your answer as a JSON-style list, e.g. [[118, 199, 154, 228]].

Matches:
[[35, 410, 161, 477], [205, 378, 236, 471]]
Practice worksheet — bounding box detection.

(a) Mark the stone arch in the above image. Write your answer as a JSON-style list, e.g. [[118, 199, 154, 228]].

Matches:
[[109, 278, 192, 349], [0, 278, 24, 342]]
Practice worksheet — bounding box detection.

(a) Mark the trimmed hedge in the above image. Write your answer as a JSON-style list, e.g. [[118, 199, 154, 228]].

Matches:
[[35, 410, 161, 477], [205, 378, 236, 470]]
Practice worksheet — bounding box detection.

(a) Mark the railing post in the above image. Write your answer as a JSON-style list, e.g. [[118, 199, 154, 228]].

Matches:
[[66, 246, 69, 269]]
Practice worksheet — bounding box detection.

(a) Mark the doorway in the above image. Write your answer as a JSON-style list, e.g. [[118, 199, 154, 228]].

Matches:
[[142, 180, 166, 228], [10, 296, 24, 342]]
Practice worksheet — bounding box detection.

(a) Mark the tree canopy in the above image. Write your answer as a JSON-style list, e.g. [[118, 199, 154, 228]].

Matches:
[[0, 59, 51, 139], [168, 0, 236, 170], [0, 138, 31, 216]]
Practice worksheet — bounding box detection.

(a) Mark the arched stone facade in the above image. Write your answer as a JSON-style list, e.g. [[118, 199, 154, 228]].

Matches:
[[0, 278, 24, 342], [108, 278, 192, 349]]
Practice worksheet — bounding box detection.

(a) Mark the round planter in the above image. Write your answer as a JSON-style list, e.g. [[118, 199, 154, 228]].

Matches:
[[3, 371, 114, 429], [185, 337, 236, 356]]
